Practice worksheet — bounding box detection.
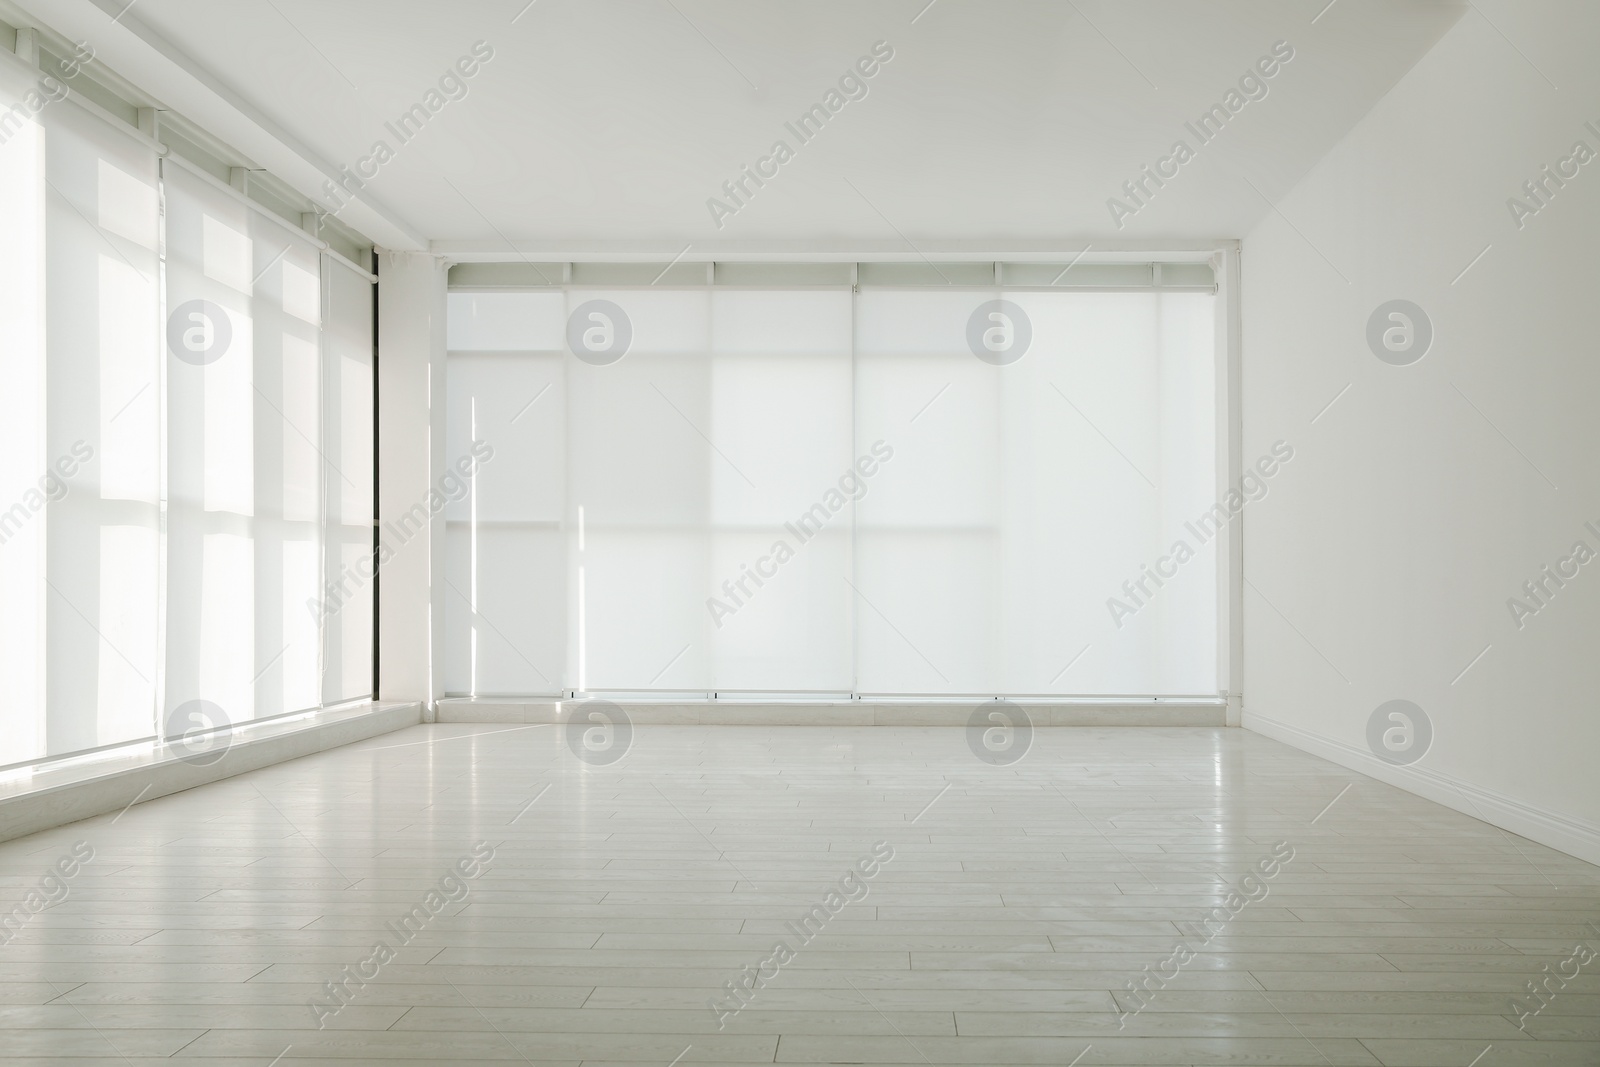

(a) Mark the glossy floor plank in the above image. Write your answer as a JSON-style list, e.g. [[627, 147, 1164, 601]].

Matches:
[[1, 723, 1597, 1065]]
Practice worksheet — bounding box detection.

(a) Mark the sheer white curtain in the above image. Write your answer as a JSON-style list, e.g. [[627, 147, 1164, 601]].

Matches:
[[446, 279, 1217, 698]]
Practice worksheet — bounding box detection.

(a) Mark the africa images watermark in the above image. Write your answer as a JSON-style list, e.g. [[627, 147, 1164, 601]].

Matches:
[[0, 841, 95, 947], [707, 40, 895, 229], [967, 700, 1033, 766], [1505, 520, 1600, 631], [1106, 441, 1294, 629], [307, 841, 495, 1027], [709, 841, 895, 1029], [1117, 840, 1295, 1028], [0, 442, 96, 547], [308, 441, 494, 621], [1367, 299, 1433, 366], [164, 698, 236, 768], [312, 41, 495, 226], [706, 441, 894, 628], [1511, 920, 1600, 1030], [1107, 40, 1295, 229], [0, 39, 95, 147], [1367, 699, 1433, 766], [565, 700, 632, 767], [1505, 117, 1600, 230]]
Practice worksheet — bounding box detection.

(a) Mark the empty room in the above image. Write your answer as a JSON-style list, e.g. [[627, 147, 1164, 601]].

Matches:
[[1, 1, 1597, 1064]]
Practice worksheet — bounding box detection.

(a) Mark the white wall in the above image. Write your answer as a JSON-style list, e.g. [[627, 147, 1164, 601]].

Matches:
[[1241, 4, 1600, 862], [376, 253, 448, 711]]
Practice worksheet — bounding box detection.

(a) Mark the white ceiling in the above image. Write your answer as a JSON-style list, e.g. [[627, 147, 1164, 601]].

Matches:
[[15, 0, 1464, 252]]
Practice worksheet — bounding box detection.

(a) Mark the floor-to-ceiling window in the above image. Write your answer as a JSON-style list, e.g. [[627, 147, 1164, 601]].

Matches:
[[445, 261, 1220, 699], [0, 57, 374, 770]]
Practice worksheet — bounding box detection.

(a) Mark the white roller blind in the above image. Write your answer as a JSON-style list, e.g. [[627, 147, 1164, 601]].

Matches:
[[706, 289, 853, 692], [250, 203, 325, 720], [855, 288, 1216, 696], [0, 59, 50, 766], [445, 291, 566, 696], [447, 279, 1217, 698], [322, 257, 374, 704], [43, 91, 162, 756], [165, 161, 374, 733], [0, 62, 375, 772], [565, 288, 714, 692], [164, 161, 254, 731]]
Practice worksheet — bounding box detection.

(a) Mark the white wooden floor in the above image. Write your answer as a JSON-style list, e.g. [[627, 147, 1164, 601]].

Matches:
[[2, 723, 1597, 1066]]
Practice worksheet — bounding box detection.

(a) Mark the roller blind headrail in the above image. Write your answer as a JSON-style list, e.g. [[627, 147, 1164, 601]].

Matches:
[[161, 154, 375, 283], [447, 260, 1216, 291]]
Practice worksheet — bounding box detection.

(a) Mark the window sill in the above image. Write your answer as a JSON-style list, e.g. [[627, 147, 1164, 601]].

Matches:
[[0, 701, 422, 844]]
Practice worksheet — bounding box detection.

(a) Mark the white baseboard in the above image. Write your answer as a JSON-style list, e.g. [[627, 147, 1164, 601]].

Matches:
[[436, 698, 1226, 727], [1243, 711, 1600, 867], [0, 702, 423, 845]]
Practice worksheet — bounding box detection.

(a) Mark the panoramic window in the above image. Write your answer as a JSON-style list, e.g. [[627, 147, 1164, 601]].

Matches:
[[0, 60, 374, 769], [445, 263, 1218, 699]]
